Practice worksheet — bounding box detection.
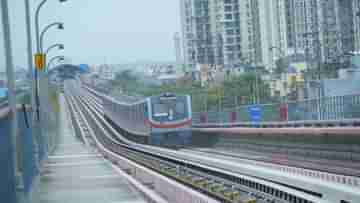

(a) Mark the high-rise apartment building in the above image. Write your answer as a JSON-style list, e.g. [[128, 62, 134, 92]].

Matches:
[[180, 0, 195, 69], [257, 0, 289, 69], [217, 0, 242, 68], [353, 0, 360, 51], [180, 0, 215, 70], [351, 0, 360, 51], [211, 0, 260, 68], [180, 0, 259, 69], [180, 0, 358, 72], [294, 0, 355, 63], [285, 0, 296, 49], [174, 32, 182, 65]]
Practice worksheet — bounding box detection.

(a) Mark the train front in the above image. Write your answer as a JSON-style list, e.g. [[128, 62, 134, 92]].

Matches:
[[147, 93, 192, 149]]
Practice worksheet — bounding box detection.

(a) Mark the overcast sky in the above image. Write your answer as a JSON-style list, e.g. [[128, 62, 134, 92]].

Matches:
[[0, 0, 180, 71]]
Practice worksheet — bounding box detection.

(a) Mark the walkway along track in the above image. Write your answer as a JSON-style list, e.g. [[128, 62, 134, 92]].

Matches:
[[70, 82, 360, 203]]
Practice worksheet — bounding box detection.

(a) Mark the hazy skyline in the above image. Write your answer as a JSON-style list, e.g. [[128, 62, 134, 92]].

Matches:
[[0, 0, 180, 71]]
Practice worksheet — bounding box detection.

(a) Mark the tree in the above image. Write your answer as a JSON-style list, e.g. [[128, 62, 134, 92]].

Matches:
[[111, 70, 139, 94], [275, 57, 289, 75], [222, 73, 271, 105]]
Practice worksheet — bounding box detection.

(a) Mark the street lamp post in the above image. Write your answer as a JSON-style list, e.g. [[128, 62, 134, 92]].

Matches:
[[46, 43, 64, 55], [35, 0, 67, 52], [1, 0, 20, 197], [24, 0, 36, 118], [47, 56, 65, 70], [40, 22, 64, 52], [34, 0, 67, 121]]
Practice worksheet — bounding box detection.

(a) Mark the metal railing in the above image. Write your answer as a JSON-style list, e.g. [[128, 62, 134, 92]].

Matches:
[[0, 81, 60, 203], [193, 94, 360, 124]]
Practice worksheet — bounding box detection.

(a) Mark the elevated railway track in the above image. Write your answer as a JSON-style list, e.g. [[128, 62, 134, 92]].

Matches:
[[68, 81, 360, 203]]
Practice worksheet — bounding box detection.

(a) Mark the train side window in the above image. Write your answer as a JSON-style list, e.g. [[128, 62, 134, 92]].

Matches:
[[261, 185, 265, 192], [341, 201, 350, 203], [236, 177, 240, 184]]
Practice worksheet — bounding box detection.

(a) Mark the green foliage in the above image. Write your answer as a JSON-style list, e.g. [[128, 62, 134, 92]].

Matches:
[[108, 70, 272, 112], [110, 70, 139, 94], [275, 58, 289, 74], [223, 73, 271, 104]]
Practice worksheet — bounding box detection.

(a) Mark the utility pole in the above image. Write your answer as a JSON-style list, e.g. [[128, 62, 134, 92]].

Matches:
[[1, 0, 19, 200], [24, 0, 36, 114], [24, 0, 41, 179]]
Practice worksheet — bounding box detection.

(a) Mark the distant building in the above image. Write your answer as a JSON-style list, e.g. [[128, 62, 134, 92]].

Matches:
[[180, 0, 359, 77], [294, 0, 355, 64], [157, 74, 180, 85], [174, 33, 182, 65], [98, 64, 116, 80], [353, 0, 360, 51], [322, 77, 360, 97], [181, 0, 217, 70], [258, 0, 289, 70]]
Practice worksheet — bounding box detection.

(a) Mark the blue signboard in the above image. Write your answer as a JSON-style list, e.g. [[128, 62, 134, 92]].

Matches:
[[0, 88, 8, 98], [79, 64, 90, 72], [248, 105, 262, 122]]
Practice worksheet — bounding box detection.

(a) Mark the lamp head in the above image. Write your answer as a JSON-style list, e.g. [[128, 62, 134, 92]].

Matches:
[[58, 23, 64, 30]]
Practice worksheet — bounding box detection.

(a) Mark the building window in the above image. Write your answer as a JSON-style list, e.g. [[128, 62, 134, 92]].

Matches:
[[225, 5, 232, 12], [225, 14, 233, 20], [225, 22, 234, 28], [226, 46, 234, 51], [226, 38, 234, 43], [226, 29, 234, 35]]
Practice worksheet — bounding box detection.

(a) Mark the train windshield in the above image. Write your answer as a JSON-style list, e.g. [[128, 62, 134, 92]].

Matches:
[[153, 103, 169, 117], [153, 100, 187, 119]]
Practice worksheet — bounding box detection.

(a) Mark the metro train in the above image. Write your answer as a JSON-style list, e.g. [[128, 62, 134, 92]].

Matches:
[[102, 91, 192, 148]]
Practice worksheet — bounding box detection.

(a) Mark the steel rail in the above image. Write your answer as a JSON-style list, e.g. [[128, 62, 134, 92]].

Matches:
[[67, 83, 329, 203]]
